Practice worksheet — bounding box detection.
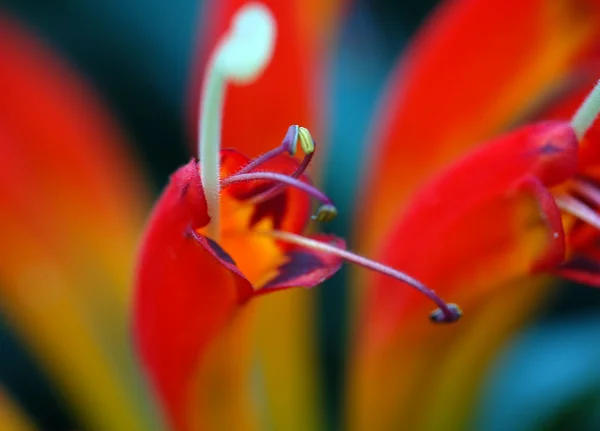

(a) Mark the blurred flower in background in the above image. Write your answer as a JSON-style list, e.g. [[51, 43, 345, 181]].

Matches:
[[2, 0, 600, 430]]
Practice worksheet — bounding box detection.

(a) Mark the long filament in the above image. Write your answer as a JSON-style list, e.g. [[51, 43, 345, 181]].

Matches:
[[197, 3, 276, 238], [267, 230, 461, 323]]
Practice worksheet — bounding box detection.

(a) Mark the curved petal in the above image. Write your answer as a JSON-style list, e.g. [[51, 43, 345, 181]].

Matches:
[[0, 16, 159, 431], [348, 277, 548, 431], [133, 161, 254, 431], [348, 178, 561, 430], [190, 0, 325, 159], [347, 123, 576, 429], [357, 0, 600, 254]]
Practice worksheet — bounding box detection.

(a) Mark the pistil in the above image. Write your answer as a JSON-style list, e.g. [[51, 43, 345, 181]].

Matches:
[[268, 231, 462, 323], [571, 79, 600, 140], [198, 3, 276, 239]]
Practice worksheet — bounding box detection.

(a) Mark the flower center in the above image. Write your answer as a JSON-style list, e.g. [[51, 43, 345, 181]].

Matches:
[[196, 4, 460, 323], [216, 125, 461, 323]]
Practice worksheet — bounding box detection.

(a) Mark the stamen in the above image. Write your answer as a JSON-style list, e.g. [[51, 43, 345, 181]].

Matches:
[[234, 125, 314, 175], [571, 79, 600, 140], [198, 3, 276, 238], [556, 195, 600, 230], [267, 230, 462, 323], [225, 125, 318, 206], [222, 171, 337, 221], [570, 179, 600, 208]]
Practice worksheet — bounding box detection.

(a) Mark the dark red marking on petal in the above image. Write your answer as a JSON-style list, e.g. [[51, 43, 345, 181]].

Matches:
[[254, 234, 345, 293], [187, 227, 247, 283], [205, 236, 237, 266], [249, 191, 288, 229]]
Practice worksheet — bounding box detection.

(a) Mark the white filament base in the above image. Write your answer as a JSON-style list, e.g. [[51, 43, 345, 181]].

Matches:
[[571, 79, 600, 141]]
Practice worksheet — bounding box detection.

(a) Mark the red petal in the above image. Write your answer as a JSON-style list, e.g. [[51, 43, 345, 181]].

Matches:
[[133, 161, 253, 431], [255, 234, 345, 292], [0, 15, 155, 431], [357, 0, 600, 254], [358, 122, 575, 342]]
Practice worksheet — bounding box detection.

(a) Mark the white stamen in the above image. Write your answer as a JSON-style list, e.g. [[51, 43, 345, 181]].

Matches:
[[555, 195, 600, 230], [571, 79, 600, 141], [198, 3, 276, 238]]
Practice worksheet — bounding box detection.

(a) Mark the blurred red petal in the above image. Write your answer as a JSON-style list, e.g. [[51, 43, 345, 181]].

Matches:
[[358, 0, 600, 254]]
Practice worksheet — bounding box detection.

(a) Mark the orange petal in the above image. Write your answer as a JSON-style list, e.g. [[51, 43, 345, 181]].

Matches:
[[346, 117, 589, 429], [0, 16, 159, 431], [357, 0, 600, 254]]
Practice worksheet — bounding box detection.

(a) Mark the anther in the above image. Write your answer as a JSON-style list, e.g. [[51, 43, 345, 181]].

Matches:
[[228, 125, 318, 205], [234, 125, 315, 176], [312, 204, 338, 222], [430, 304, 462, 324], [297, 127, 315, 155], [283, 125, 301, 155]]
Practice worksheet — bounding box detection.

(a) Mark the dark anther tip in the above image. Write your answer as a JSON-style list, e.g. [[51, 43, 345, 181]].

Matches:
[[429, 303, 462, 324], [311, 204, 338, 222], [282, 125, 300, 155]]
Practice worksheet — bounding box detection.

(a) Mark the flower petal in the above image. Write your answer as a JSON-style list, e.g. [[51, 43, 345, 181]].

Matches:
[[0, 15, 159, 431], [347, 123, 578, 429], [133, 161, 253, 431], [357, 0, 600, 254], [347, 176, 560, 429]]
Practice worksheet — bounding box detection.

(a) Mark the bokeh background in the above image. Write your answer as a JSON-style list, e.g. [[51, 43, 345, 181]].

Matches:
[[1, 0, 600, 430]]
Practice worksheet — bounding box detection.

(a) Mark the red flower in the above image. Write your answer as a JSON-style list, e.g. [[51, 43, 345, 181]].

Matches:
[[133, 5, 462, 430]]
